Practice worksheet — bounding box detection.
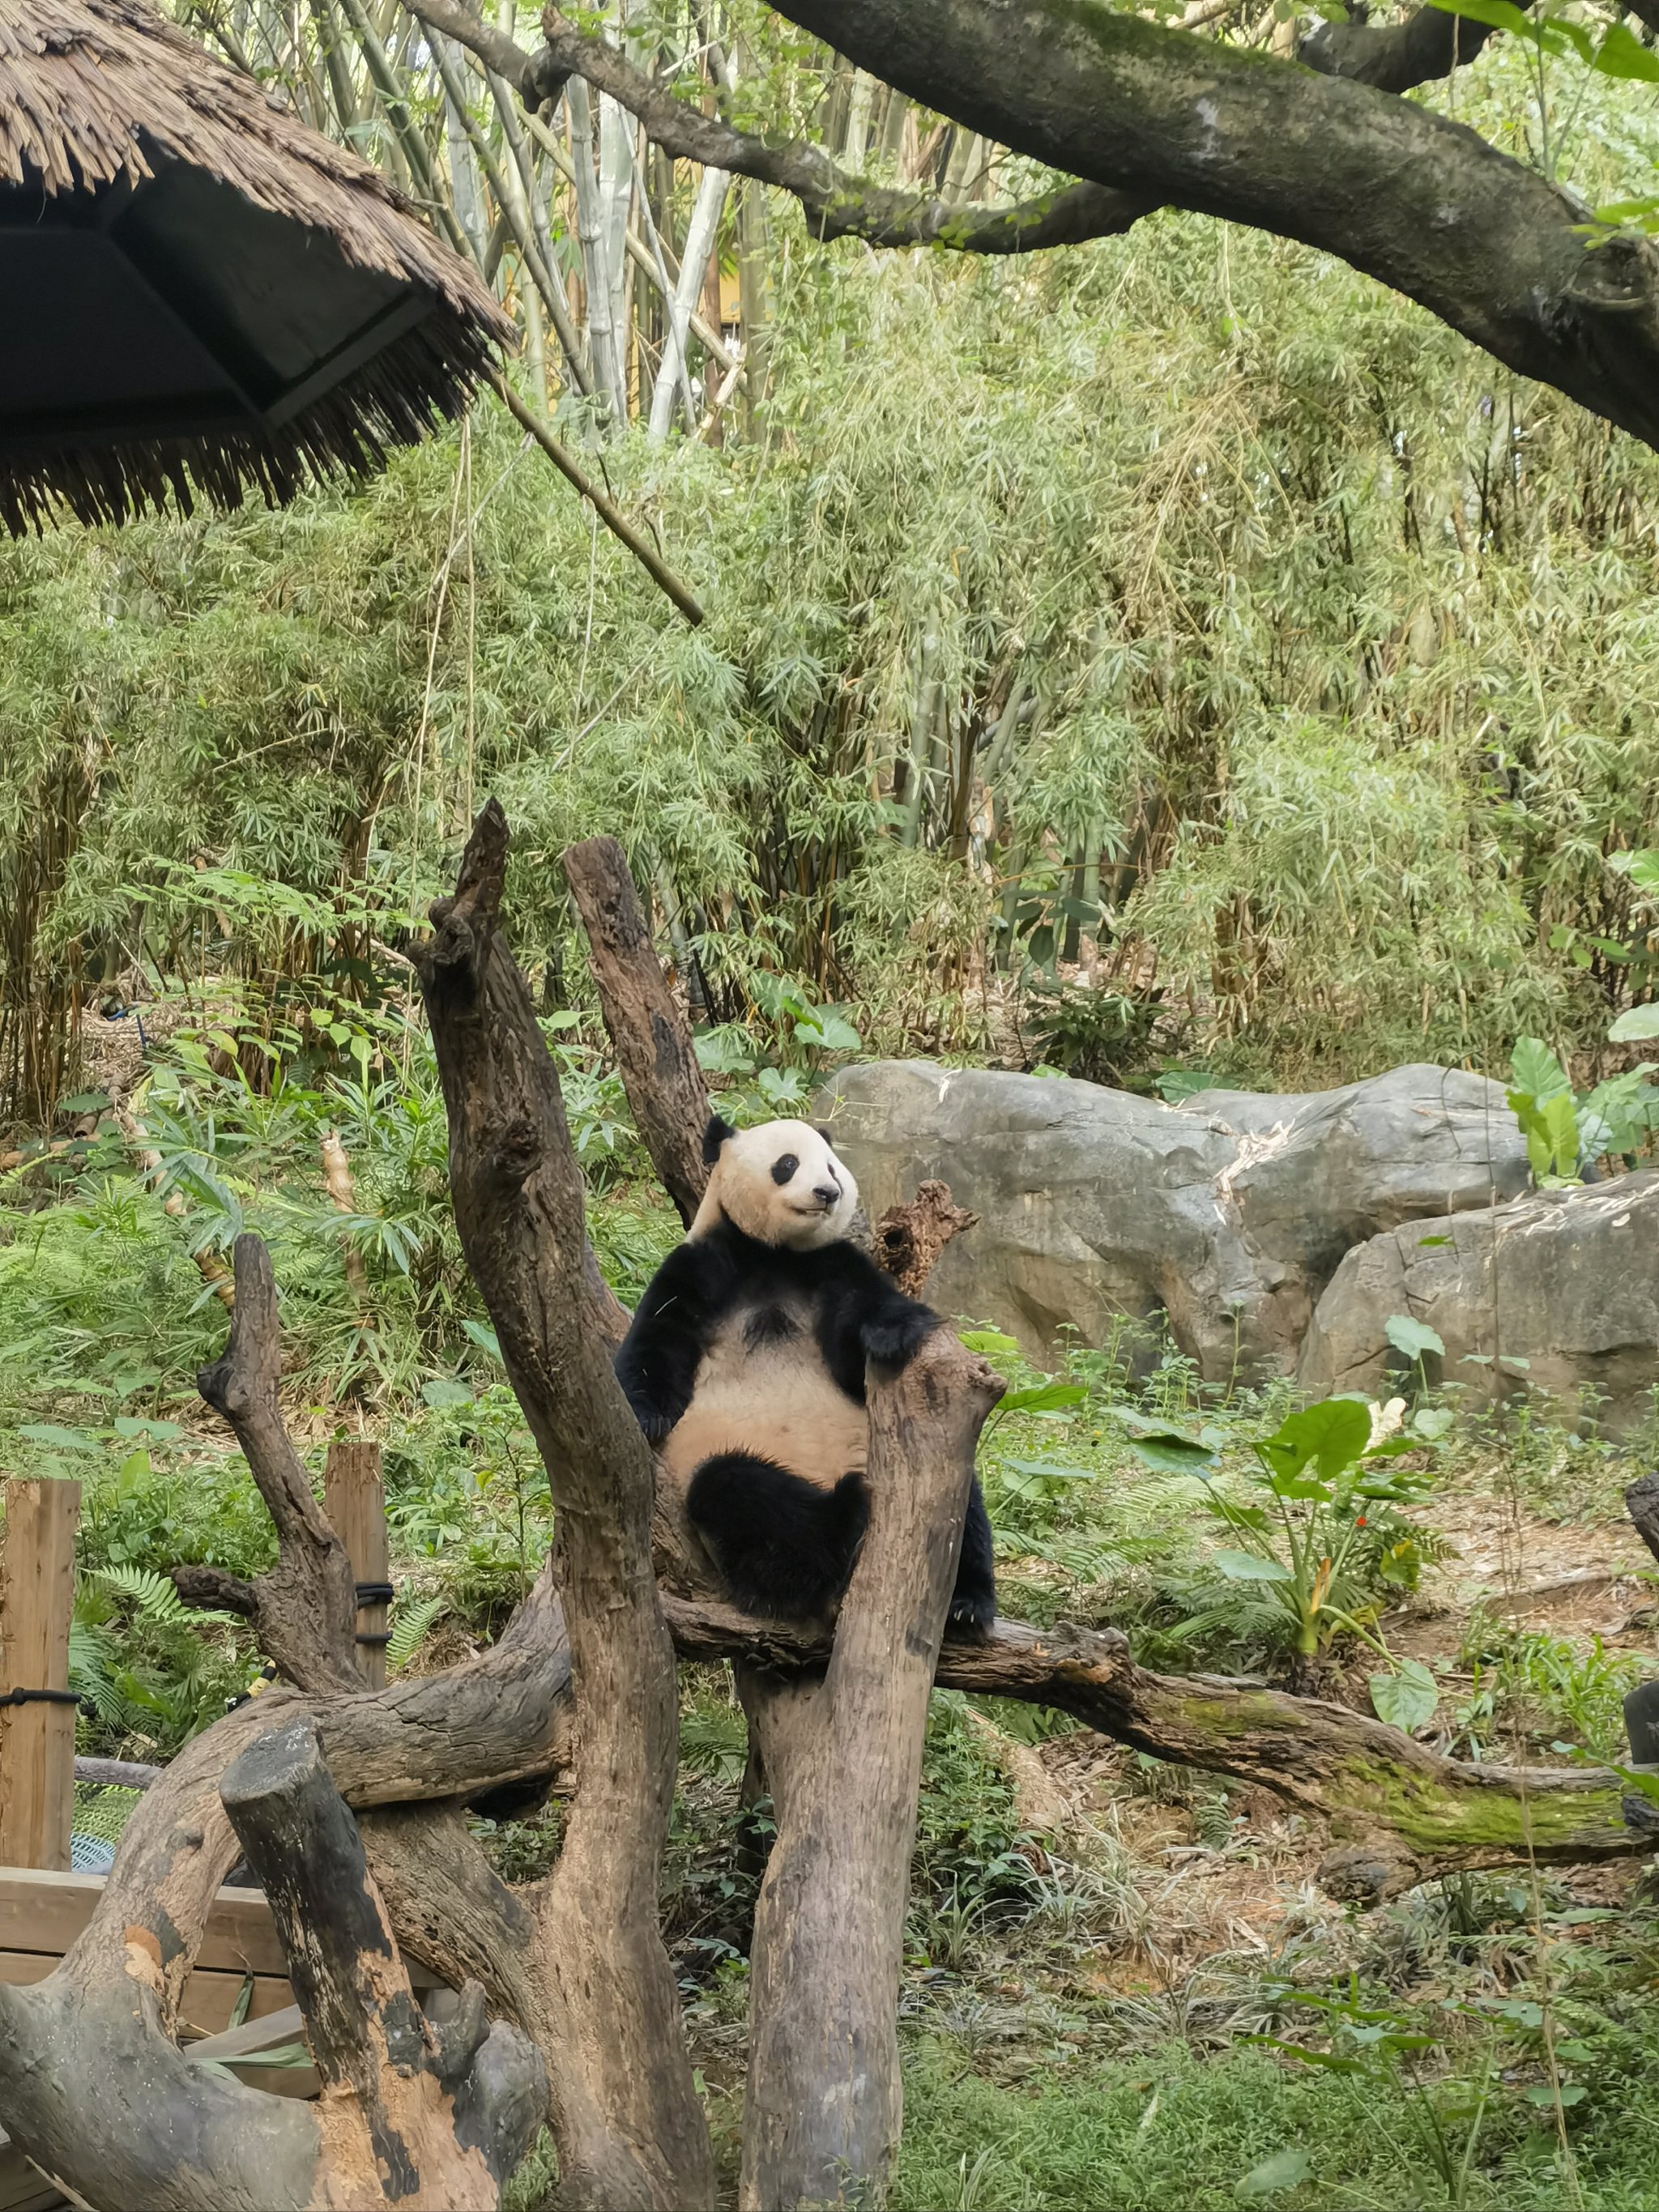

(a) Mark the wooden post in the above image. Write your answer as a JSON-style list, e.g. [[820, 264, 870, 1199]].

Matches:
[[322, 1442, 390, 1690], [0, 1480, 81, 1871]]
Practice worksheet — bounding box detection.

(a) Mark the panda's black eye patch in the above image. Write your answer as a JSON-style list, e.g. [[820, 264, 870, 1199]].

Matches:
[[770, 1153, 800, 1186]]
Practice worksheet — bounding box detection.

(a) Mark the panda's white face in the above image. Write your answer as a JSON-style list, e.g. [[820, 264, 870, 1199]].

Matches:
[[693, 1117, 859, 1251]]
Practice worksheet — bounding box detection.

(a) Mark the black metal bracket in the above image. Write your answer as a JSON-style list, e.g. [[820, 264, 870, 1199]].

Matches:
[[0, 1686, 80, 1707]]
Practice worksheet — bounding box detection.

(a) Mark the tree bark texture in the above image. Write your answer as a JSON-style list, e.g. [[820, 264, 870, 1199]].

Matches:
[[738, 1328, 1004, 2211], [561, 832, 711, 1228], [221, 1715, 544, 2208], [412, 799, 714, 2212]]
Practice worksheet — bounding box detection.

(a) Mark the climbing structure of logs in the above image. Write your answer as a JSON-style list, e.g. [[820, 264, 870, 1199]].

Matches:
[[0, 799, 1653, 2212]]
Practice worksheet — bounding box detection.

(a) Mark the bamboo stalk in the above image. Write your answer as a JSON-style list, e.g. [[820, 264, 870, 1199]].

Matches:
[[484, 369, 703, 624]]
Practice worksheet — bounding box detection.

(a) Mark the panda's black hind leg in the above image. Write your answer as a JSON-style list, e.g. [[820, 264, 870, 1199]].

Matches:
[[686, 1451, 869, 1621], [946, 1477, 997, 1639]]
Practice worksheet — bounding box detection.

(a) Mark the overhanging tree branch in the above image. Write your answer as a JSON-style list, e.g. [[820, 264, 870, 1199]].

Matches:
[[753, 0, 1659, 450], [407, 0, 1155, 250], [1298, 1, 1506, 92], [454, 0, 1659, 451]]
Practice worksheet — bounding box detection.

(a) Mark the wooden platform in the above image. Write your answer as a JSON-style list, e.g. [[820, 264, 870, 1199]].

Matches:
[[0, 1866, 294, 2035]]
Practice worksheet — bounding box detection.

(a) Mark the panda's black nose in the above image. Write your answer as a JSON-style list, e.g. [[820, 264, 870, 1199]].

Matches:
[[813, 1182, 839, 1206]]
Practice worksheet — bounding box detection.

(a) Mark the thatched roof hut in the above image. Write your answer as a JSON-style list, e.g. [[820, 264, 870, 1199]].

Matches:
[[0, 0, 514, 532]]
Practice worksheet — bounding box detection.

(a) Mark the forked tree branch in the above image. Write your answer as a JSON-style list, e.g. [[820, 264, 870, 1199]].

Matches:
[[412, 798, 714, 2212], [761, 0, 1659, 450], [407, 0, 1157, 249], [194, 1235, 360, 1695]]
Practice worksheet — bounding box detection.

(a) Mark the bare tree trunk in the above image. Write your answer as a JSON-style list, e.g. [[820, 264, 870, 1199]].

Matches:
[[740, 1329, 1003, 2210], [412, 800, 714, 2210], [562, 832, 711, 1226], [566, 76, 629, 420]]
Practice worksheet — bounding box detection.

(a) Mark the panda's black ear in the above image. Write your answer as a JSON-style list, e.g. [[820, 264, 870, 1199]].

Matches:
[[702, 1113, 736, 1166], [816, 1124, 835, 1145]]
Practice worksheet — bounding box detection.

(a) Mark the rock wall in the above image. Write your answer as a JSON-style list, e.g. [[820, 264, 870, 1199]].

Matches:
[[819, 1061, 1529, 1383], [1298, 1171, 1659, 1438]]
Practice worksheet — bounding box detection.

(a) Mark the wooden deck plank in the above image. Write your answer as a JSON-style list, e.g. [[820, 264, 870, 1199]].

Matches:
[[0, 1867, 289, 1975]]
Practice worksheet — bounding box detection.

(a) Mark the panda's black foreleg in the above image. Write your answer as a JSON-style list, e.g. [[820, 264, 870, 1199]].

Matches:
[[948, 1477, 997, 1639], [685, 1451, 869, 1621]]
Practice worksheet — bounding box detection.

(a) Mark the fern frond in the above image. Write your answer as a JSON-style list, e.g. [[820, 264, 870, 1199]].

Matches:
[[94, 1563, 190, 1626], [386, 1591, 446, 1672]]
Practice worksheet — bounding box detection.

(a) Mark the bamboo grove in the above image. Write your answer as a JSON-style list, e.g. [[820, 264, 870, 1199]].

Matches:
[[2, 6, 1658, 1124]]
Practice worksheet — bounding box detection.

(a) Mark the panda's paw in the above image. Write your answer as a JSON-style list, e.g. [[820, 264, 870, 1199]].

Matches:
[[636, 1407, 675, 1447], [860, 1306, 936, 1373], [945, 1589, 996, 1640]]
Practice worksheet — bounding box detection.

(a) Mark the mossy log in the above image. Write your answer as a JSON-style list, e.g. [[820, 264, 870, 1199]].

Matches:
[[662, 1600, 1658, 1902]]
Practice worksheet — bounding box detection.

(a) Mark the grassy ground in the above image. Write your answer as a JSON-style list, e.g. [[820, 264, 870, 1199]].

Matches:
[[7, 1025, 1659, 2209]]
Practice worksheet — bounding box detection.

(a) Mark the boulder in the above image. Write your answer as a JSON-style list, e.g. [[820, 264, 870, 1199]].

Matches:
[[1297, 1171, 1659, 1438], [819, 1061, 1527, 1379]]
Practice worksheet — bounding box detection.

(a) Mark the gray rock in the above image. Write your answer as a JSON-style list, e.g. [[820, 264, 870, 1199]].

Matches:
[[819, 1060, 1527, 1380], [1297, 1171, 1659, 1438]]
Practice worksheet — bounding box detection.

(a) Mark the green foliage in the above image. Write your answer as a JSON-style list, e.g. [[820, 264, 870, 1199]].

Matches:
[[385, 1590, 447, 1673], [1507, 1037, 1658, 1183], [1197, 1400, 1440, 1699]]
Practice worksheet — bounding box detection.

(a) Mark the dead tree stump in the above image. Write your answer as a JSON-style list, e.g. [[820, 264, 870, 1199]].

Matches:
[[222, 1715, 544, 2209]]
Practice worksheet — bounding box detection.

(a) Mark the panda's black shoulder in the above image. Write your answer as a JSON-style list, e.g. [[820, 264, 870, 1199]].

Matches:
[[633, 1225, 744, 1320]]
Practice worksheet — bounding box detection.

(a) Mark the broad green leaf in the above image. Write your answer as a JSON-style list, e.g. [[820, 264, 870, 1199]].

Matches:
[[1592, 19, 1659, 80], [1212, 1549, 1293, 1583], [1257, 1398, 1372, 1485], [958, 1328, 1020, 1356], [996, 1382, 1087, 1414], [1426, 0, 1528, 23], [1511, 1036, 1570, 1102], [1417, 1234, 1452, 1248], [1237, 2146, 1312, 2197], [1384, 1314, 1444, 1363], [460, 1319, 502, 1362], [1128, 1434, 1219, 1475], [1266, 1468, 1332, 1501], [1526, 2082, 1587, 2107], [18, 1423, 100, 1453], [1610, 1004, 1659, 1042], [420, 1379, 474, 1408], [1370, 1658, 1439, 1733]]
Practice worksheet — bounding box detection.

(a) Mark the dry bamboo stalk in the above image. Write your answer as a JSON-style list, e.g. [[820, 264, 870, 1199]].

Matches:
[[320, 1129, 373, 1307]]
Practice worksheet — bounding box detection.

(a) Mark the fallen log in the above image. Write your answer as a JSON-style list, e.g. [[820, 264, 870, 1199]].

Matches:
[[661, 1597, 1657, 1902]]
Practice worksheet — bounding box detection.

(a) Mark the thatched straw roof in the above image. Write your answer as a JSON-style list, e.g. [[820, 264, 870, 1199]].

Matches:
[[0, 0, 514, 532]]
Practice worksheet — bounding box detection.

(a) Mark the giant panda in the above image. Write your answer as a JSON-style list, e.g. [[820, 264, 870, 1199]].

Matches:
[[614, 1114, 996, 1635]]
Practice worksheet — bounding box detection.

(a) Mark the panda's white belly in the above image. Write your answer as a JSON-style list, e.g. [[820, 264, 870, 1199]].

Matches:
[[658, 1301, 866, 1493]]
